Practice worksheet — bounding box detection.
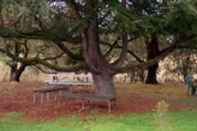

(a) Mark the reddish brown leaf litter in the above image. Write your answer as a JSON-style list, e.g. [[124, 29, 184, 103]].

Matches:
[[0, 82, 191, 121]]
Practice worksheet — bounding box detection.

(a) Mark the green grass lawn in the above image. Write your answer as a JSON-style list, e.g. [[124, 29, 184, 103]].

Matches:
[[0, 111, 197, 131]]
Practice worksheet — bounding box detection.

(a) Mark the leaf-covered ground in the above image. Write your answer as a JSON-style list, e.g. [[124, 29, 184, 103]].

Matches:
[[0, 82, 195, 120]]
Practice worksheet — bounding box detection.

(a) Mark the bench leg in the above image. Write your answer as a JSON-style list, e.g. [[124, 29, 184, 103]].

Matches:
[[107, 101, 112, 113], [33, 93, 37, 104], [40, 93, 44, 104], [46, 93, 50, 102], [54, 94, 57, 101]]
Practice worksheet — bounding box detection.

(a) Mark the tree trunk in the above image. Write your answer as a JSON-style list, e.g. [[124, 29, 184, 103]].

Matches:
[[145, 64, 158, 84], [81, 2, 117, 99], [10, 64, 26, 82], [145, 34, 160, 84], [10, 71, 20, 82], [92, 72, 116, 99], [81, 19, 116, 98]]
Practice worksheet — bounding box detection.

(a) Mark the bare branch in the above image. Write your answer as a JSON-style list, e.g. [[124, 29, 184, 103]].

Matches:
[[0, 27, 80, 42]]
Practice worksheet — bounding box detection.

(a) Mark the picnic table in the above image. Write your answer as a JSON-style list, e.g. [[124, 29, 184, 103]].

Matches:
[[33, 80, 93, 104]]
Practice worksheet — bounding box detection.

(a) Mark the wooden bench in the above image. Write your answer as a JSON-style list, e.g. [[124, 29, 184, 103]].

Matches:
[[33, 85, 70, 104], [33, 81, 93, 104], [33, 81, 114, 112], [64, 93, 116, 113]]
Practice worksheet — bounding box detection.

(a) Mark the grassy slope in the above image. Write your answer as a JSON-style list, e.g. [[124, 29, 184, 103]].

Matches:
[[0, 111, 197, 131]]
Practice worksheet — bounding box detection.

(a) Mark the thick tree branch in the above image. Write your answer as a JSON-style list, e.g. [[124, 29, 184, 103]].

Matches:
[[0, 44, 74, 72], [111, 33, 129, 65], [101, 40, 144, 63], [104, 37, 120, 57], [0, 27, 80, 43], [54, 41, 83, 60], [32, 60, 86, 72], [116, 34, 197, 73], [41, 52, 64, 61], [115, 44, 176, 73], [33, 65, 58, 74], [3, 51, 86, 72]]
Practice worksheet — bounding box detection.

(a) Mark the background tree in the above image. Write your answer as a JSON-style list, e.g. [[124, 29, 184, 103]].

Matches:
[[0, 38, 64, 82], [0, 39, 29, 81], [119, 0, 197, 84]]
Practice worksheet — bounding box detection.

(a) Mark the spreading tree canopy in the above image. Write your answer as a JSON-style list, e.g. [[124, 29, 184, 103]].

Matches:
[[0, 0, 196, 98]]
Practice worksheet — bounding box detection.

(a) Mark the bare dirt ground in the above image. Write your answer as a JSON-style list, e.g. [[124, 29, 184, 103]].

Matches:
[[0, 82, 194, 121]]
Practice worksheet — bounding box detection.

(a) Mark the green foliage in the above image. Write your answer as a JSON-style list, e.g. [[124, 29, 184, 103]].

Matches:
[[111, 0, 197, 39], [165, 1, 197, 35]]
